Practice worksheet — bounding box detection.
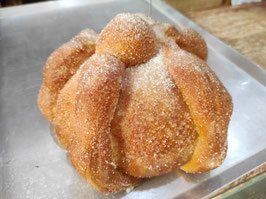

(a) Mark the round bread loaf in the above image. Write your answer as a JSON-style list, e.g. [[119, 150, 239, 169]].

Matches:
[[38, 13, 233, 194]]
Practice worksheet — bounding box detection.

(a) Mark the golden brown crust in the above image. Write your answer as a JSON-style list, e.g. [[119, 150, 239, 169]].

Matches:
[[164, 43, 233, 173], [52, 69, 81, 150], [38, 29, 97, 121], [38, 84, 57, 120], [96, 13, 158, 66], [110, 51, 198, 177], [37, 13, 233, 193], [70, 54, 140, 193], [174, 28, 208, 61], [152, 24, 208, 61]]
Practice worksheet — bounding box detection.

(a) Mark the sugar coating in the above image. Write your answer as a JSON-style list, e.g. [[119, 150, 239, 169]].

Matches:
[[39, 29, 97, 121], [175, 28, 208, 61], [110, 50, 198, 177], [96, 13, 158, 66], [78, 29, 98, 41], [152, 23, 178, 45], [70, 53, 141, 193], [38, 13, 233, 194], [165, 43, 233, 172], [52, 69, 81, 151]]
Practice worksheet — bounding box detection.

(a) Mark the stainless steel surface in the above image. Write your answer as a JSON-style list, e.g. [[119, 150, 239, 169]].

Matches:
[[0, 0, 265, 198]]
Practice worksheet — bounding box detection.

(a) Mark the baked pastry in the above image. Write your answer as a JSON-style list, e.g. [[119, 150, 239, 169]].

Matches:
[[38, 13, 233, 194], [38, 29, 97, 121]]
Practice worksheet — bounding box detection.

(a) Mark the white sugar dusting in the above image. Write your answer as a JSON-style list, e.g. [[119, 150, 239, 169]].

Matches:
[[77, 29, 98, 42], [124, 49, 176, 94], [152, 23, 176, 44], [96, 13, 157, 66], [79, 53, 124, 84], [112, 49, 198, 174]]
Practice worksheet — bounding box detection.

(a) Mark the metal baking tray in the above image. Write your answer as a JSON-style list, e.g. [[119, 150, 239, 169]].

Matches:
[[1, 0, 266, 198]]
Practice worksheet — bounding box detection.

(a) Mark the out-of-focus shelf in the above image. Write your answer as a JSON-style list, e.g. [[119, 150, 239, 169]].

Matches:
[[207, 164, 266, 199], [185, 2, 266, 70], [164, 0, 230, 13]]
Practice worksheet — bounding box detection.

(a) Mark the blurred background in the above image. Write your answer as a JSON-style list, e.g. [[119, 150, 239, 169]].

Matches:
[[1, 0, 265, 70], [165, 0, 266, 70]]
